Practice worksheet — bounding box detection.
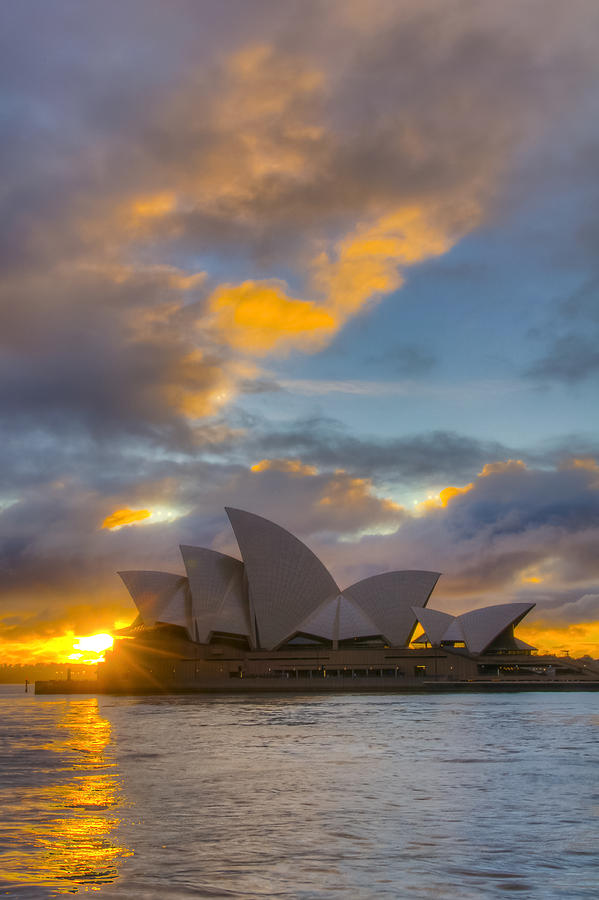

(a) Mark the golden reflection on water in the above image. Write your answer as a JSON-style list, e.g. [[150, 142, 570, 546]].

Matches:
[[7, 699, 132, 893]]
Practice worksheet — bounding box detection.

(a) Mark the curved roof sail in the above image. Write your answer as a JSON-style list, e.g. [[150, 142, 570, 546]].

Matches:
[[280, 593, 383, 645], [118, 570, 190, 633], [343, 571, 440, 647], [514, 637, 537, 652], [456, 602, 535, 654], [337, 594, 383, 641], [439, 617, 465, 644], [225, 507, 339, 650], [411, 607, 454, 646], [180, 545, 250, 644]]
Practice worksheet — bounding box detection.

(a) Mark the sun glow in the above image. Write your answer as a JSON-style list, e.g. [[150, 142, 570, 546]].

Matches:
[[77, 633, 114, 654], [2, 699, 132, 891], [518, 621, 599, 658], [67, 633, 114, 663]]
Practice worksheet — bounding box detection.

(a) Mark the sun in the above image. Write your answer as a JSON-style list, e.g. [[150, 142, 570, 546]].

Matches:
[[68, 633, 114, 663], [77, 633, 114, 653]]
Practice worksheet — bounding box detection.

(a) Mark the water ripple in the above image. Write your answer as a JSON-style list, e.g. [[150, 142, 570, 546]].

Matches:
[[1, 688, 598, 897]]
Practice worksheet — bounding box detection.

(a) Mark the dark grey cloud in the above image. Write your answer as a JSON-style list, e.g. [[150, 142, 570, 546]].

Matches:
[[526, 334, 599, 383], [319, 461, 599, 616], [249, 419, 514, 483]]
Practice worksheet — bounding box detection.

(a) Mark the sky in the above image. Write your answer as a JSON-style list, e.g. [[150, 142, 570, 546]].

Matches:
[[1, 0, 599, 663]]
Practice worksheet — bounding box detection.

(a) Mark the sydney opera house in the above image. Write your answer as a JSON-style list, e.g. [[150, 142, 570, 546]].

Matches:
[[99, 508, 599, 692]]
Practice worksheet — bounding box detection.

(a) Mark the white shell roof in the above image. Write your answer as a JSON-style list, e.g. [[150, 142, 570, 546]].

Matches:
[[180, 545, 250, 644], [337, 594, 383, 641], [226, 507, 339, 650], [411, 607, 455, 646], [439, 617, 466, 643], [118, 570, 190, 633], [343, 571, 440, 647], [116, 513, 538, 655], [280, 593, 383, 645], [514, 637, 537, 651], [411, 602, 536, 653], [286, 592, 339, 641], [456, 602, 535, 654]]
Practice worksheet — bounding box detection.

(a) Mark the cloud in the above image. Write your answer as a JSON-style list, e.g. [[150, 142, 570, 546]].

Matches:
[[251, 458, 318, 476], [1, 445, 599, 657], [3, 1, 599, 659], [322, 458, 599, 606], [309, 203, 461, 321], [1, 0, 597, 454], [526, 335, 599, 383], [544, 593, 599, 624], [5, 0, 597, 401], [207, 280, 336, 354], [517, 620, 599, 657], [248, 420, 516, 483], [101, 508, 151, 530]]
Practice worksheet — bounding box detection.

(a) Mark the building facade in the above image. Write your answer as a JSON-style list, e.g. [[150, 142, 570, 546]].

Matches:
[[100, 508, 597, 692]]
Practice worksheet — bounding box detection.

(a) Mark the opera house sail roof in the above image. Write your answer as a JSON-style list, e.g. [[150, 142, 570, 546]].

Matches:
[[411, 602, 537, 654], [117, 508, 535, 655]]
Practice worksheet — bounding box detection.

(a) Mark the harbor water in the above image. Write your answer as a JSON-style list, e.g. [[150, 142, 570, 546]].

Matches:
[[0, 685, 597, 898]]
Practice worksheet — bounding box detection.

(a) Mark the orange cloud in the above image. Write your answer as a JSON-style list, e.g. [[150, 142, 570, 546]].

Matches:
[[415, 482, 474, 512], [319, 474, 402, 513], [175, 43, 326, 217], [208, 280, 336, 355], [161, 353, 260, 421], [101, 508, 151, 530], [562, 457, 599, 488], [72, 44, 485, 370], [251, 458, 318, 476], [194, 50, 480, 360], [562, 457, 599, 471], [130, 192, 177, 220], [414, 459, 530, 513], [207, 205, 468, 357], [438, 484, 474, 506], [313, 205, 463, 317], [210, 44, 325, 188], [518, 621, 599, 658], [479, 459, 527, 476]]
